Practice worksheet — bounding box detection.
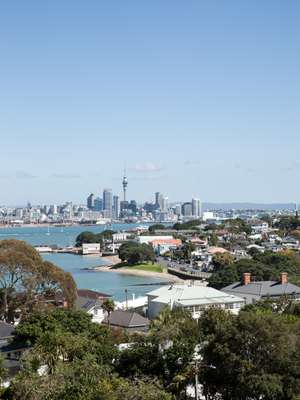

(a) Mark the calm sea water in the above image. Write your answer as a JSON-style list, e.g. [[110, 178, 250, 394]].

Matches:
[[0, 224, 168, 300]]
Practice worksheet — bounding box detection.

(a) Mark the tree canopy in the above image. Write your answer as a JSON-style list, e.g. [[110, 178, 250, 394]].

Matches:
[[0, 240, 77, 322], [118, 242, 155, 265], [209, 250, 300, 289], [199, 307, 300, 400], [75, 230, 115, 247]]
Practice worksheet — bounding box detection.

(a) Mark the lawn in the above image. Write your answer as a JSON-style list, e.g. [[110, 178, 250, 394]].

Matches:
[[130, 262, 163, 273], [112, 262, 164, 272]]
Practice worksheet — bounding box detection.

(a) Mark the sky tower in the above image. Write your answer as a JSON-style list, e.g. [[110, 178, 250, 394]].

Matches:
[[122, 170, 128, 202]]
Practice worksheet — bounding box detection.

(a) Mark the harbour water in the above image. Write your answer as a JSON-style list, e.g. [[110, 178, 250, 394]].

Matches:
[[0, 224, 169, 300]]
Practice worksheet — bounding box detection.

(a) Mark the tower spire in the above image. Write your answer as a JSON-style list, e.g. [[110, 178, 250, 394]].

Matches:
[[122, 168, 128, 202]]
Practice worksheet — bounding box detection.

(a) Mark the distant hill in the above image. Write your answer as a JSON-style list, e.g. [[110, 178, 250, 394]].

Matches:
[[202, 203, 297, 211]]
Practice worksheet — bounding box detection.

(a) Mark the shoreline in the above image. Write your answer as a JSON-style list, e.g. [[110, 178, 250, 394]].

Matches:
[[87, 264, 183, 282]]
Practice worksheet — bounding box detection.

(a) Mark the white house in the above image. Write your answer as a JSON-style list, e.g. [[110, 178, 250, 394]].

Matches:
[[250, 220, 269, 234], [137, 235, 174, 245], [82, 243, 101, 255], [75, 289, 111, 323], [147, 283, 245, 320]]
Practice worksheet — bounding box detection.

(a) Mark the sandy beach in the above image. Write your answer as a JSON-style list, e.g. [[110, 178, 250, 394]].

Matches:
[[90, 264, 183, 282]]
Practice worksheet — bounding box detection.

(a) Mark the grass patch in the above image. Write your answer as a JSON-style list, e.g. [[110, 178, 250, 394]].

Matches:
[[130, 263, 163, 273], [112, 262, 163, 273]]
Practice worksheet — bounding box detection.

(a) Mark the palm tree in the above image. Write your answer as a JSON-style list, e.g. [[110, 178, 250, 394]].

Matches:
[[102, 299, 115, 327]]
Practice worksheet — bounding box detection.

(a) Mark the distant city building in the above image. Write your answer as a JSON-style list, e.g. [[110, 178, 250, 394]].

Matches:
[[49, 205, 58, 215], [174, 204, 181, 216], [192, 198, 201, 218], [143, 202, 156, 213], [103, 189, 113, 218], [161, 196, 168, 212], [120, 201, 129, 212], [202, 211, 215, 222], [155, 192, 163, 210], [128, 200, 137, 213], [94, 197, 103, 212], [87, 193, 95, 210], [113, 195, 120, 219], [182, 202, 192, 217]]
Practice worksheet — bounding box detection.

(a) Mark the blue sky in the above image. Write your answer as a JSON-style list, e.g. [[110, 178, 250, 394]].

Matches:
[[1, 1, 300, 205]]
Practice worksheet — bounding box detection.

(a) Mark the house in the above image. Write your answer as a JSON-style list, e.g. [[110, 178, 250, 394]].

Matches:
[[282, 236, 299, 250], [115, 295, 148, 314], [147, 283, 245, 320], [75, 289, 111, 323], [249, 220, 269, 234], [137, 235, 174, 245], [82, 243, 101, 255], [150, 238, 182, 255], [222, 272, 300, 304], [0, 322, 29, 380], [207, 246, 229, 255], [102, 310, 150, 332]]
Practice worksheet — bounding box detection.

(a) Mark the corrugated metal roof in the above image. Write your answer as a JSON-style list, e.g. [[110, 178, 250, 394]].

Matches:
[[222, 281, 300, 297], [147, 284, 244, 305]]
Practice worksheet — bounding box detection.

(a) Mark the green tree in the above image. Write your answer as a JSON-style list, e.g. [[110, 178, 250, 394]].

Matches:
[[199, 308, 300, 400], [212, 252, 234, 271], [118, 242, 155, 265], [75, 230, 116, 248], [0, 240, 77, 322], [117, 307, 199, 397], [148, 224, 165, 233], [102, 299, 115, 326]]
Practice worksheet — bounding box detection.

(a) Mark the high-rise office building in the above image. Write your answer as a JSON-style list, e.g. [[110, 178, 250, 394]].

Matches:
[[103, 189, 113, 217], [174, 204, 181, 216], [128, 200, 137, 213], [49, 204, 58, 215], [155, 192, 164, 210], [113, 195, 120, 219], [161, 196, 168, 212], [192, 198, 201, 218], [87, 193, 95, 210], [94, 197, 103, 212], [182, 202, 192, 217]]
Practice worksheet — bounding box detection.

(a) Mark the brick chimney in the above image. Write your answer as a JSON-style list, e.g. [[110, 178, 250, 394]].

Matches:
[[280, 272, 288, 285], [243, 273, 251, 286]]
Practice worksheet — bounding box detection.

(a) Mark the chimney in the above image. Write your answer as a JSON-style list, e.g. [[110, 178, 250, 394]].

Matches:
[[243, 273, 251, 286], [280, 272, 288, 285]]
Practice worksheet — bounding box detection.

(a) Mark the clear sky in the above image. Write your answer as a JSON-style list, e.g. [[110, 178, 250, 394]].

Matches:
[[1, 1, 300, 205]]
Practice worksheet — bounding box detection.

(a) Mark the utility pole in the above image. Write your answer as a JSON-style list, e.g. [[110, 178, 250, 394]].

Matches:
[[195, 370, 199, 400], [125, 288, 128, 310]]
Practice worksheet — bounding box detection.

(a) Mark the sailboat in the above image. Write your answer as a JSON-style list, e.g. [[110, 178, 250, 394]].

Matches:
[[46, 226, 50, 236]]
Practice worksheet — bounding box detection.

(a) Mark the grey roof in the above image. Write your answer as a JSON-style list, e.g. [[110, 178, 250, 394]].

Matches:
[[103, 310, 150, 328], [0, 322, 15, 339], [222, 281, 300, 297], [75, 297, 97, 311], [147, 284, 244, 306]]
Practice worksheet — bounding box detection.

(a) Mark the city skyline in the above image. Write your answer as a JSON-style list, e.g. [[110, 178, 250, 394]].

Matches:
[[1, 1, 300, 204]]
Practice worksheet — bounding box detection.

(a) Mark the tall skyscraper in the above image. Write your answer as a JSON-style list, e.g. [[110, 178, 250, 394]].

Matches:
[[122, 170, 128, 202], [94, 197, 103, 212], [103, 189, 112, 218], [87, 193, 95, 210], [192, 198, 201, 218], [182, 202, 192, 217], [161, 196, 168, 212], [113, 195, 120, 219], [155, 192, 164, 210]]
